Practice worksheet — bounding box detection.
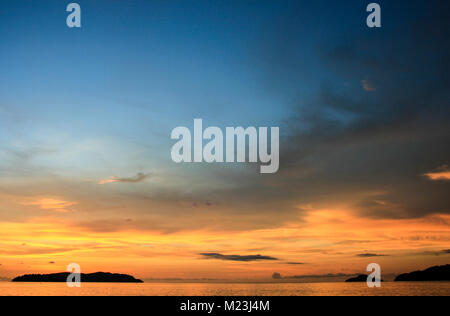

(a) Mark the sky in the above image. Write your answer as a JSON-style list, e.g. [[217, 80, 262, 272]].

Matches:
[[0, 0, 449, 281]]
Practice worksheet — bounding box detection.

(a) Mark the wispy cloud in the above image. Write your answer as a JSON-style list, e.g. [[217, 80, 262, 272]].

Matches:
[[424, 165, 450, 181], [0, 246, 74, 256], [99, 173, 150, 185], [199, 253, 278, 262], [21, 198, 77, 213]]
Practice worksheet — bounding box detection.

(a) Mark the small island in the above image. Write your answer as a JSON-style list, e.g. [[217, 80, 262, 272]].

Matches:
[[394, 264, 450, 282], [345, 274, 369, 282], [12, 272, 143, 283]]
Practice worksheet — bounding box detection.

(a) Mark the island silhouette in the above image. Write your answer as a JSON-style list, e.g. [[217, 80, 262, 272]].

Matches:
[[394, 264, 450, 282], [345, 274, 384, 282], [12, 272, 143, 283], [345, 274, 369, 282]]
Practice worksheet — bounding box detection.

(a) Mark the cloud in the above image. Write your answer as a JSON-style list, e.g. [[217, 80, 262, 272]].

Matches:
[[361, 80, 376, 92], [199, 253, 278, 262], [0, 247, 74, 256], [99, 173, 150, 185], [356, 253, 388, 258], [418, 249, 450, 256], [21, 198, 77, 213], [285, 262, 305, 265], [424, 165, 450, 181], [285, 273, 355, 280], [258, 0, 450, 220], [335, 240, 374, 245]]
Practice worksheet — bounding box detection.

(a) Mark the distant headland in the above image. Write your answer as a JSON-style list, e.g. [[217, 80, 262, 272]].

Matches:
[[394, 264, 450, 282], [12, 272, 143, 283], [344, 264, 450, 282]]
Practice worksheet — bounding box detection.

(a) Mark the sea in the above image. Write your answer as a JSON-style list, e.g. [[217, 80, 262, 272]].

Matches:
[[0, 281, 448, 296]]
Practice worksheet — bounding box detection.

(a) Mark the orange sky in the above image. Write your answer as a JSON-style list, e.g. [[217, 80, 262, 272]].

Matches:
[[1, 192, 448, 281]]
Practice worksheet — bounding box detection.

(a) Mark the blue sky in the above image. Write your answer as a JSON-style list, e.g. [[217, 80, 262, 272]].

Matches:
[[0, 0, 445, 182], [0, 1, 376, 176], [0, 1, 371, 124]]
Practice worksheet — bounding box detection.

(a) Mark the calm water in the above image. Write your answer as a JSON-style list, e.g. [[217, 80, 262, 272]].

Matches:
[[0, 282, 448, 296]]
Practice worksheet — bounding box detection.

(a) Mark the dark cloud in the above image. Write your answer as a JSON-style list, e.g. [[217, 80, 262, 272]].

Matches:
[[356, 253, 388, 258], [259, 0, 450, 220], [281, 272, 397, 282], [199, 253, 278, 262], [286, 273, 355, 280], [192, 201, 216, 208], [335, 240, 373, 245], [272, 272, 282, 279], [285, 262, 305, 265], [417, 249, 450, 256]]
